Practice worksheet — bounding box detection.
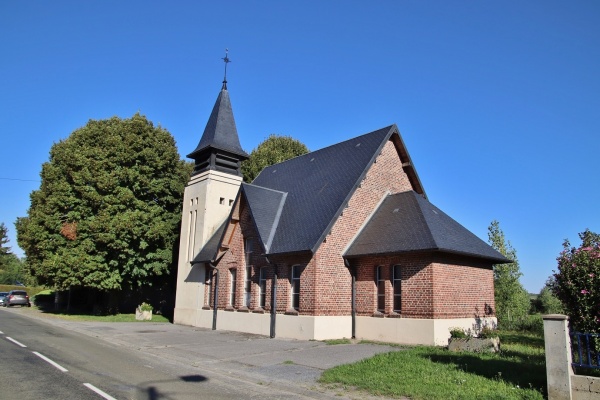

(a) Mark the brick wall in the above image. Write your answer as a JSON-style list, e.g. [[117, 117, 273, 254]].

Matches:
[[351, 252, 495, 319], [312, 138, 414, 315]]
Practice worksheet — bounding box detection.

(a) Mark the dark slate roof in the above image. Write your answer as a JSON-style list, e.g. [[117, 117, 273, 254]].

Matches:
[[187, 85, 249, 159], [344, 191, 510, 263], [191, 220, 228, 264], [251, 125, 399, 255], [241, 183, 287, 253]]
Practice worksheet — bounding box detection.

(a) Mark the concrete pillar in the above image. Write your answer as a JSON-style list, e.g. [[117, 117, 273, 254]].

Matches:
[[543, 314, 573, 400]]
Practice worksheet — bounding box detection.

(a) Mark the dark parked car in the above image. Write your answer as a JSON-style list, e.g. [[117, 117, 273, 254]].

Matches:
[[4, 290, 31, 307], [0, 292, 8, 306]]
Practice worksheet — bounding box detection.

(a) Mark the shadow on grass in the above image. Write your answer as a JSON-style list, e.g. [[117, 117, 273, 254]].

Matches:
[[498, 332, 545, 348], [423, 351, 546, 394]]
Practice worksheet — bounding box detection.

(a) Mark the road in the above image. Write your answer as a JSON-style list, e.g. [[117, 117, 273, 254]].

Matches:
[[0, 309, 294, 399]]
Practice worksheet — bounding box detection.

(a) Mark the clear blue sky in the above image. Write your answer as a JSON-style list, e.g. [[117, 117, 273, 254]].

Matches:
[[1, 1, 598, 293]]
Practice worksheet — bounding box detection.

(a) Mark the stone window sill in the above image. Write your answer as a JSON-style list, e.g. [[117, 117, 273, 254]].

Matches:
[[285, 308, 299, 316]]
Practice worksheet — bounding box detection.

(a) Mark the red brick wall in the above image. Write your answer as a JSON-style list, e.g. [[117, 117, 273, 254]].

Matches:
[[312, 138, 414, 315], [431, 254, 495, 319], [351, 252, 495, 319]]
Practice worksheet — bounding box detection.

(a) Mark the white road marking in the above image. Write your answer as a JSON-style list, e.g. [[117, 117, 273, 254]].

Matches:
[[0, 330, 4, 334], [6, 337, 27, 347], [83, 383, 118, 400], [33, 351, 68, 372]]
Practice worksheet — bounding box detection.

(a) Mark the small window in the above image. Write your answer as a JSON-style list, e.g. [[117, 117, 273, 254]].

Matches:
[[245, 239, 253, 266], [393, 265, 402, 313], [291, 265, 302, 310], [206, 266, 214, 307], [244, 266, 252, 307], [229, 199, 234, 206], [229, 269, 237, 306], [259, 267, 267, 308], [376, 266, 385, 312], [219, 197, 225, 205]]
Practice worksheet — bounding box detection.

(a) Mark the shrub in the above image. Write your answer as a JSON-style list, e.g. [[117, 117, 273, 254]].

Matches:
[[449, 327, 471, 339], [478, 326, 499, 339], [139, 302, 153, 312], [554, 229, 600, 333]]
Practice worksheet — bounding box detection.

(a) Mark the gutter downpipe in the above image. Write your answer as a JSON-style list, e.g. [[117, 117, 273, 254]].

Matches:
[[206, 262, 219, 330], [267, 257, 277, 339], [344, 258, 356, 339]]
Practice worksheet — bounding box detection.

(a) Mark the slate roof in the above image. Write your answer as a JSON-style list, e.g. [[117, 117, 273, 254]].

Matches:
[[250, 125, 413, 256], [187, 84, 249, 160], [344, 191, 510, 263], [192, 220, 228, 264], [241, 184, 287, 253]]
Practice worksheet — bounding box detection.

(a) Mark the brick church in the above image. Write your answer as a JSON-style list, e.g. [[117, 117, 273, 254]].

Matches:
[[173, 76, 507, 346]]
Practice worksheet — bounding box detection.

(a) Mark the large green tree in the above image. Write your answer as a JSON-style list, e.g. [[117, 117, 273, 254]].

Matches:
[[242, 134, 309, 182], [553, 229, 600, 333], [16, 114, 190, 293], [488, 220, 531, 328]]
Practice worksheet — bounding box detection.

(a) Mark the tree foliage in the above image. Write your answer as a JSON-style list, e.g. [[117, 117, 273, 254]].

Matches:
[[16, 114, 190, 292], [553, 229, 600, 333], [242, 134, 309, 182], [487, 220, 530, 328], [0, 223, 29, 285]]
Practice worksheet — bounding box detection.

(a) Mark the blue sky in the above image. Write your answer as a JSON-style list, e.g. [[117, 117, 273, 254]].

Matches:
[[1, 1, 598, 293]]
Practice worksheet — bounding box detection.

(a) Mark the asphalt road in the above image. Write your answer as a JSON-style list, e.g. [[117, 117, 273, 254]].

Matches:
[[0, 310, 288, 399], [0, 307, 402, 399]]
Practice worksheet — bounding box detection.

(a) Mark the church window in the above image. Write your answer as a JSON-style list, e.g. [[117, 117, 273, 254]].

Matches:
[[393, 265, 402, 313], [229, 199, 234, 206], [259, 267, 267, 308], [244, 239, 253, 307], [219, 197, 224, 205], [244, 266, 252, 307], [291, 265, 302, 310], [229, 268, 237, 306], [376, 266, 385, 312]]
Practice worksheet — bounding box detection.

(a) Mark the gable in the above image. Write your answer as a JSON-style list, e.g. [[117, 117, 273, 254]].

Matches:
[[250, 125, 424, 256]]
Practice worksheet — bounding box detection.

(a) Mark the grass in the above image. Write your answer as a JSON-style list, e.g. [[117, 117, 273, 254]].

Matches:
[[319, 330, 546, 400], [39, 312, 170, 323]]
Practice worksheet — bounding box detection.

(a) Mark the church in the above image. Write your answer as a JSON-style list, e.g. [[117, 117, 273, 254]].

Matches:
[[173, 74, 507, 346]]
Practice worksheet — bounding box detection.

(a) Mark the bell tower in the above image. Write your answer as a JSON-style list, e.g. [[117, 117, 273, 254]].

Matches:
[[174, 52, 248, 326]]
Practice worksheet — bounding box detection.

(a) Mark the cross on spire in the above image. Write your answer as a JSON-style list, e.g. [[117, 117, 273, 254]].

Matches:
[[222, 49, 230, 89]]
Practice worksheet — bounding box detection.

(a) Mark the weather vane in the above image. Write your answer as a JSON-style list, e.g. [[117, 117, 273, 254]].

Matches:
[[222, 49, 231, 86]]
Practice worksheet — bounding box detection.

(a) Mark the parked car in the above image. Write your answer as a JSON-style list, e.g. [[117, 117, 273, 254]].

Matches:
[[0, 292, 8, 306], [4, 290, 31, 307]]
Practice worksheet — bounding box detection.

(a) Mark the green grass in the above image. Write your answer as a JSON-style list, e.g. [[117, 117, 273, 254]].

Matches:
[[36, 310, 170, 323], [319, 330, 546, 400]]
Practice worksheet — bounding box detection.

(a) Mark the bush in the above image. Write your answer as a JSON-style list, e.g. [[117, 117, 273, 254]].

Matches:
[[554, 229, 600, 333], [478, 326, 499, 339], [449, 327, 471, 339]]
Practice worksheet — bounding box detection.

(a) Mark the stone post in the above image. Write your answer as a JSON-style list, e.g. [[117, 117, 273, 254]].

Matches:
[[543, 314, 573, 400]]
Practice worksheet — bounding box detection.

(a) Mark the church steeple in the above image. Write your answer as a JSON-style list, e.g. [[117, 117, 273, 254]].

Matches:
[[188, 52, 248, 176]]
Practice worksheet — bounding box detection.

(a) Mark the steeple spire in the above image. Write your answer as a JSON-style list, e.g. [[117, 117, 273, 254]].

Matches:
[[187, 51, 248, 177]]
